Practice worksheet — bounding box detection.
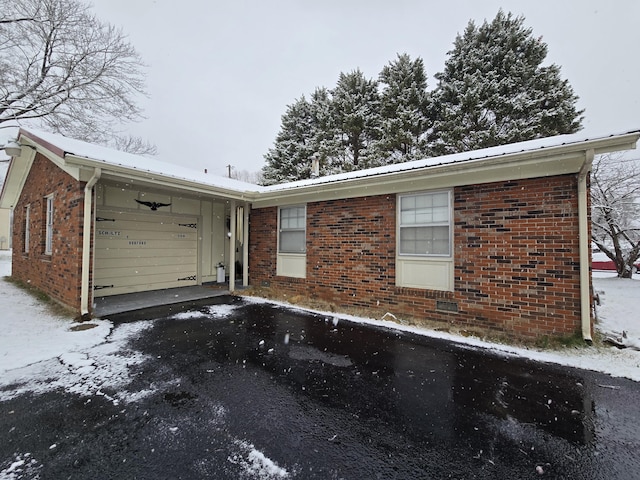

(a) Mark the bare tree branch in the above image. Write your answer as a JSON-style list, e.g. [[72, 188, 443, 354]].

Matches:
[[0, 0, 155, 155], [591, 153, 640, 278]]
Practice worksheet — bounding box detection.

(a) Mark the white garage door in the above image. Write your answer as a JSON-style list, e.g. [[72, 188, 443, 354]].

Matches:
[[94, 209, 198, 296]]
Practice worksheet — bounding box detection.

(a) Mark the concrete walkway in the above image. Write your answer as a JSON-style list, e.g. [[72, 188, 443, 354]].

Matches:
[[93, 285, 230, 317]]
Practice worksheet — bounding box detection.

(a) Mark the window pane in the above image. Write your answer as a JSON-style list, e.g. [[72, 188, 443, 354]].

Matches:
[[399, 192, 450, 256], [399, 226, 450, 255], [279, 206, 306, 253], [280, 206, 305, 229], [45, 197, 53, 254], [400, 192, 450, 226], [24, 206, 30, 253], [280, 231, 305, 253]]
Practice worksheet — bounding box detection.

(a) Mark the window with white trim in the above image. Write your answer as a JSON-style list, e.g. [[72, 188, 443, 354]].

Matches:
[[278, 205, 306, 253], [45, 195, 54, 255], [24, 205, 30, 253], [399, 191, 451, 256]]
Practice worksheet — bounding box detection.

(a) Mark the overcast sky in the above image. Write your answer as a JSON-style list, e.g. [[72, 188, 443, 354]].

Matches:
[[71, 1, 640, 175]]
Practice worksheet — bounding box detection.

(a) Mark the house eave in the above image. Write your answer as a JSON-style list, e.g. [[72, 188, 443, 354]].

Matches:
[[251, 132, 640, 208], [64, 155, 261, 203]]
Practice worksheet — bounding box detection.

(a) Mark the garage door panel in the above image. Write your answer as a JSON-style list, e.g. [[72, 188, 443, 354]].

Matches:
[[97, 230, 198, 242], [97, 280, 198, 297], [96, 269, 197, 287], [95, 209, 199, 297], [96, 248, 197, 260], [96, 239, 197, 250], [98, 219, 197, 234], [96, 262, 198, 279], [96, 250, 195, 270]]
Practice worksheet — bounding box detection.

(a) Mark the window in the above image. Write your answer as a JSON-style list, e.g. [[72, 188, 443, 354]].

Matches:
[[278, 205, 306, 253], [45, 195, 54, 255], [24, 205, 30, 253], [399, 191, 451, 256]]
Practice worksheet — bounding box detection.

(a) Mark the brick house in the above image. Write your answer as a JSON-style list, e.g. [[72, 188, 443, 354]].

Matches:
[[1, 128, 638, 340]]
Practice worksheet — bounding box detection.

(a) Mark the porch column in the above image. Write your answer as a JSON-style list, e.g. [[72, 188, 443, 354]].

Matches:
[[80, 167, 101, 318], [229, 200, 236, 292], [243, 202, 249, 287]]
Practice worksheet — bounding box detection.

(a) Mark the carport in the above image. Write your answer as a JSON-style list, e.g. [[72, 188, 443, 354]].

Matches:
[[0, 129, 259, 316]]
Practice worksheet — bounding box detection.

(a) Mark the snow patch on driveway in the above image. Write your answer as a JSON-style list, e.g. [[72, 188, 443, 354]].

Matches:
[[169, 303, 242, 320], [0, 320, 155, 404], [228, 440, 290, 479], [0, 452, 41, 479]]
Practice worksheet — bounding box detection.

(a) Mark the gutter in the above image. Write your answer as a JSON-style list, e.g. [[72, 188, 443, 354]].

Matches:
[[578, 150, 594, 343], [80, 167, 101, 319]]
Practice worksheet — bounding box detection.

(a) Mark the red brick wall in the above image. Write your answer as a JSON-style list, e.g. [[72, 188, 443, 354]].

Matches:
[[454, 176, 581, 337], [249, 175, 584, 339], [11, 154, 85, 311], [306, 196, 396, 307]]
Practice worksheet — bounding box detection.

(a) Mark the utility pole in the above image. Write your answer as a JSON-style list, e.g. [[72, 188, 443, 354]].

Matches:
[[226, 164, 232, 178]]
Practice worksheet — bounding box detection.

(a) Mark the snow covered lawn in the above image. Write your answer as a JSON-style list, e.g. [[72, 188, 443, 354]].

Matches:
[[1, 251, 639, 395]]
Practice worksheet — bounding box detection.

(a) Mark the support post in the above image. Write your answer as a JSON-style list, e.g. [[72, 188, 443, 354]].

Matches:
[[81, 168, 101, 318], [243, 203, 249, 287], [229, 200, 236, 292]]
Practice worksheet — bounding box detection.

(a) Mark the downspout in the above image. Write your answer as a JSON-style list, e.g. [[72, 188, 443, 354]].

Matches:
[[80, 167, 101, 319], [578, 150, 594, 343]]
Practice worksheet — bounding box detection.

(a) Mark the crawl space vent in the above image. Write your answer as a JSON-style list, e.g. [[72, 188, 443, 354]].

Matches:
[[436, 300, 459, 313]]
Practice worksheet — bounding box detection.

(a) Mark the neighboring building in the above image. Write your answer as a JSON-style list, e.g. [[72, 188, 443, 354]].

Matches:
[[0, 160, 10, 250], [0, 208, 9, 250], [1, 128, 638, 341]]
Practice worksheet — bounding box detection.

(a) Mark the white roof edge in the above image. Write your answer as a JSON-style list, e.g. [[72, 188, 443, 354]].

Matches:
[[261, 129, 640, 193], [19, 128, 266, 196], [15, 128, 640, 200]]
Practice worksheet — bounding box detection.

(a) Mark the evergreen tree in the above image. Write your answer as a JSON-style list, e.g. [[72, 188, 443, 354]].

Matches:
[[430, 10, 583, 155], [261, 96, 317, 185], [331, 69, 382, 170], [378, 54, 432, 163], [308, 87, 343, 176]]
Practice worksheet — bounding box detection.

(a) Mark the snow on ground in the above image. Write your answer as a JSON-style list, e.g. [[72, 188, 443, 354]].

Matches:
[[0, 249, 288, 479], [1, 251, 639, 391], [0, 250, 638, 478], [242, 272, 640, 382], [0, 250, 157, 405], [0, 251, 639, 478]]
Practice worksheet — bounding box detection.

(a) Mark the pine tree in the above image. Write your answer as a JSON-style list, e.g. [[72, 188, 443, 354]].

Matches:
[[308, 87, 343, 176], [378, 54, 432, 163], [430, 10, 583, 155], [331, 69, 382, 170], [261, 96, 317, 185]]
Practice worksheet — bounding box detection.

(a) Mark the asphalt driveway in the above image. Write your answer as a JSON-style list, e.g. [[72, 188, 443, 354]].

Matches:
[[1, 296, 640, 479]]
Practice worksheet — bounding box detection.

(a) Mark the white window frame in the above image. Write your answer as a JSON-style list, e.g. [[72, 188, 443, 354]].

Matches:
[[276, 205, 307, 278], [24, 205, 30, 253], [278, 205, 306, 254], [45, 194, 54, 255], [396, 190, 454, 291], [398, 190, 452, 257]]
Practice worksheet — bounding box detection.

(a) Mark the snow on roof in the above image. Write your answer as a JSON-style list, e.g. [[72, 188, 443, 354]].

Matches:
[[20, 127, 640, 196], [21, 128, 263, 193], [261, 129, 640, 192]]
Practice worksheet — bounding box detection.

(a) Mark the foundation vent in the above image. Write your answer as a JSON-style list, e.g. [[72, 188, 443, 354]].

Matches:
[[436, 300, 459, 313]]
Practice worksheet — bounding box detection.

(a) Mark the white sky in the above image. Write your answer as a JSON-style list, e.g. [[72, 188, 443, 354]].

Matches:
[[78, 1, 640, 175]]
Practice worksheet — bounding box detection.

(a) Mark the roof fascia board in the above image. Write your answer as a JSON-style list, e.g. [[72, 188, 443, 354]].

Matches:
[[252, 152, 586, 208], [65, 155, 260, 202], [252, 133, 640, 208], [19, 134, 81, 180], [0, 153, 34, 208]]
